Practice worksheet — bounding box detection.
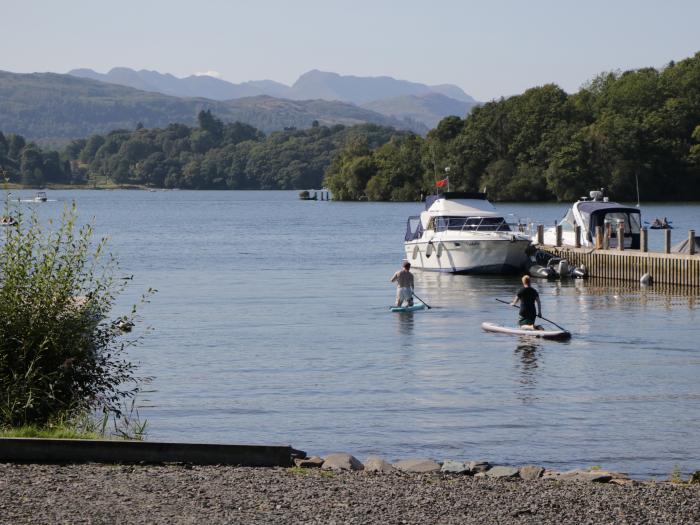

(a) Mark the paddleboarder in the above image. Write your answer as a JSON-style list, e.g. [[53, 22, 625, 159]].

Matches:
[[391, 261, 415, 308], [511, 275, 541, 330]]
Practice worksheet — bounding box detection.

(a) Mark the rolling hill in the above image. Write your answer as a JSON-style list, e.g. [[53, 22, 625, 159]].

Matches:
[[68, 67, 478, 129], [0, 71, 425, 143]]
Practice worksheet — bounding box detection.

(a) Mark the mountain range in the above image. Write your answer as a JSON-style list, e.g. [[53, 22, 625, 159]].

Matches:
[[68, 68, 478, 128], [0, 70, 427, 143], [0, 68, 477, 144]]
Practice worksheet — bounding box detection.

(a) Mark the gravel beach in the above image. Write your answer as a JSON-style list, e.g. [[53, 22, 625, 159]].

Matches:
[[1, 464, 699, 524]]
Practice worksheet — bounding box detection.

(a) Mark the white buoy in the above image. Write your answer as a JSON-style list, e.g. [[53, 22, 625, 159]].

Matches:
[[640, 273, 653, 285]]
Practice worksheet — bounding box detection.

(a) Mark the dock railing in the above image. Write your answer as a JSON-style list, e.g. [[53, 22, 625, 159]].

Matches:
[[535, 225, 700, 287]]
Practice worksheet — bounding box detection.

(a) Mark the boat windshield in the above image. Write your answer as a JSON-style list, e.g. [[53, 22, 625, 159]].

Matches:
[[559, 209, 576, 232], [602, 212, 642, 233], [432, 216, 511, 232]]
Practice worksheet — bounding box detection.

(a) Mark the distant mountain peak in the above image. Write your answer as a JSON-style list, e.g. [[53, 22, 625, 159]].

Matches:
[[65, 66, 477, 129]]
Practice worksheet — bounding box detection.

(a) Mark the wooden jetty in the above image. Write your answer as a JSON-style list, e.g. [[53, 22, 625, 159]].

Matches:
[[536, 224, 700, 287]]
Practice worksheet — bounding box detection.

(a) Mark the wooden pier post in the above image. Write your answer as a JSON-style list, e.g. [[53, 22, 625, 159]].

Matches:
[[690, 230, 696, 255], [603, 224, 610, 250], [536, 224, 544, 245], [555, 225, 562, 247], [574, 225, 581, 248], [640, 227, 648, 253], [664, 229, 672, 254], [617, 223, 625, 251], [595, 226, 603, 249]]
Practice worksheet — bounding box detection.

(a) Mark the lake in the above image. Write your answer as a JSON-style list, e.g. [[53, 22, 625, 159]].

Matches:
[[8, 189, 700, 478]]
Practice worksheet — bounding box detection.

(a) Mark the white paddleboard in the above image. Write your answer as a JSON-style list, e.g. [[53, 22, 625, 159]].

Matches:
[[390, 304, 426, 313], [481, 322, 571, 340]]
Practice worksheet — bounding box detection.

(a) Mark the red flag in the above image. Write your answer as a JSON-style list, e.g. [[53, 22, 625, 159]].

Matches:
[[435, 177, 448, 188]]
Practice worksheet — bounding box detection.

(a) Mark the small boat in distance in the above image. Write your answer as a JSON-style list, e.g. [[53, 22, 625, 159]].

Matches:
[[649, 217, 673, 229], [33, 191, 48, 202], [404, 192, 531, 274], [538, 190, 642, 249]]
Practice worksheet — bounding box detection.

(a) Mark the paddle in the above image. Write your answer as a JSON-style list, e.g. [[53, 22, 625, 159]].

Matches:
[[495, 298, 568, 332], [412, 291, 432, 309]]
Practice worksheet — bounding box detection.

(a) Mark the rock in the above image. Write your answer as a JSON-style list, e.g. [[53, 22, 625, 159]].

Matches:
[[467, 461, 491, 473], [363, 457, 395, 473], [393, 459, 441, 473], [610, 478, 639, 487], [486, 466, 520, 479], [440, 460, 470, 474], [691, 471, 700, 484], [542, 469, 561, 480], [473, 471, 487, 478], [519, 465, 545, 480], [559, 469, 612, 483], [321, 453, 364, 471], [294, 456, 324, 468]]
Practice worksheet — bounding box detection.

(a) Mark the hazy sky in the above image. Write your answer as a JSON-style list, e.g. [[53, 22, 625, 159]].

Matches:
[[5, 0, 700, 100]]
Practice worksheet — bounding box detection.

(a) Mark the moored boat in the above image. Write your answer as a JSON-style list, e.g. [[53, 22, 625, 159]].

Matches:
[[403, 192, 531, 274], [538, 190, 642, 249]]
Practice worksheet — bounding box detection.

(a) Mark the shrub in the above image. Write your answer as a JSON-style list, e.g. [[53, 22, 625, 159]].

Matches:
[[0, 199, 150, 427]]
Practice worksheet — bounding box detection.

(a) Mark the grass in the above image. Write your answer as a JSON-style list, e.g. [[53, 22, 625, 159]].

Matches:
[[668, 465, 684, 484], [0, 424, 101, 440], [286, 466, 335, 478]]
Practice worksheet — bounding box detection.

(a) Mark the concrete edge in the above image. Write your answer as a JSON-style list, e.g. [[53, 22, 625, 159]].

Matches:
[[0, 438, 297, 467]]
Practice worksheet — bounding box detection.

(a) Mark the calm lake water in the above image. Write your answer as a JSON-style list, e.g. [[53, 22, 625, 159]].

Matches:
[[10, 190, 700, 477]]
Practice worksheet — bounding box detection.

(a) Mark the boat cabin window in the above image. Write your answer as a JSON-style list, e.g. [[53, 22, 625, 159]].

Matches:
[[602, 212, 641, 234], [431, 216, 511, 232], [405, 216, 424, 241]]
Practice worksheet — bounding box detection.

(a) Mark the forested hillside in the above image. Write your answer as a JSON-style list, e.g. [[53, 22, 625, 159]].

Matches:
[[0, 112, 404, 190], [0, 71, 421, 144], [325, 52, 700, 202]]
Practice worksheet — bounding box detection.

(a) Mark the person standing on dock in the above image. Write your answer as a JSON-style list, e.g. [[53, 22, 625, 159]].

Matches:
[[391, 261, 415, 307], [511, 275, 541, 329]]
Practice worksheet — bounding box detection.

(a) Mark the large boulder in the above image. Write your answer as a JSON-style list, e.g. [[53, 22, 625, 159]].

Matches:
[[321, 453, 364, 471], [519, 465, 545, 480], [440, 460, 470, 474], [558, 469, 612, 483], [468, 460, 491, 473], [294, 456, 324, 468], [363, 456, 395, 473], [393, 459, 441, 473], [485, 466, 520, 479]]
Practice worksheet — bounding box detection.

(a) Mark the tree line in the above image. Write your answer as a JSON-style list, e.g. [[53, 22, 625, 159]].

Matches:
[[325, 52, 700, 202], [1, 112, 403, 189]]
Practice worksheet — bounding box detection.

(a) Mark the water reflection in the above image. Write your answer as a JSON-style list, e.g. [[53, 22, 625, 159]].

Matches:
[[394, 311, 415, 336], [514, 338, 541, 403]]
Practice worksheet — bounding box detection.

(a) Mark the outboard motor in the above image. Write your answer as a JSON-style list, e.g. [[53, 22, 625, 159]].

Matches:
[[571, 264, 588, 279], [557, 259, 569, 277]]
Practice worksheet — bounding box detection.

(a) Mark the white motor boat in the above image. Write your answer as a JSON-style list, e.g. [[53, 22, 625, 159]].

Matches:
[[539, 190, 642, 249], [33, 191, 48, 202], [404, 192, 531, 274]]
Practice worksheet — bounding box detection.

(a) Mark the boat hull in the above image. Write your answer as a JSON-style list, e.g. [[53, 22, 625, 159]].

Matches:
[[404, 237, 530, 274]]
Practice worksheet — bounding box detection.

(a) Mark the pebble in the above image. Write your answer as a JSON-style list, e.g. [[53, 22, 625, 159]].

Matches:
[[1, 463, 698, 524]]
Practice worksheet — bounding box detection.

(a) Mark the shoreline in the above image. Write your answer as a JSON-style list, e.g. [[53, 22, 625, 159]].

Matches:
[[1, 463, 698, 524]]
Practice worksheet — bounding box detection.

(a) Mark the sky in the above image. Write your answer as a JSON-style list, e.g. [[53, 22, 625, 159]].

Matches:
[[4, 0, 700, 100]]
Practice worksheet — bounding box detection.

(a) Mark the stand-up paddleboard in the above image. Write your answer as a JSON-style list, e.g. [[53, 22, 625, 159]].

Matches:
[[390, 304, 426, 313], [481, 322, 571, 340]]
